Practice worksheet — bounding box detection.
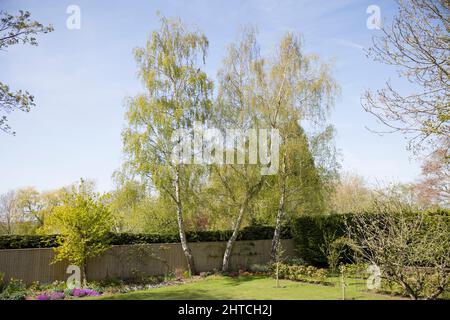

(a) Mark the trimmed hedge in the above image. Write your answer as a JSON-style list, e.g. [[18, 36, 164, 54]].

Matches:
[[291, 214, 350, 267], [0, 235, 59, 250], [2, 211, 447, 261], [291, 210, 450, 267], [0, 225, 291, 250]]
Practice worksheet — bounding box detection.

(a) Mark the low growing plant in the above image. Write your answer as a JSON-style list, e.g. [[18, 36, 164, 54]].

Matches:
[[249, 264, 270, 273], [0, 278, 28, 300], [0, 272, 4, 293], [339, 263, 369, 278], [269, 263, 331, 285]]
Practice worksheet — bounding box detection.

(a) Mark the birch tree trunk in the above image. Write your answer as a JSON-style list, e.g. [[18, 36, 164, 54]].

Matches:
[[271, 181, 286, 261], [174, 166, 196, 275], [222, 199, 249, 272], [271, 151, 287, 261]]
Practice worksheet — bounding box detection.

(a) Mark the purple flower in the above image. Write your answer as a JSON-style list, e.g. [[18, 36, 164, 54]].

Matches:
[[71, 288, 86, 297], [85, 289, 101, 296], [49, 291, 65, 300], [70, 288, 101, 297], [36, 294, 50, 300]]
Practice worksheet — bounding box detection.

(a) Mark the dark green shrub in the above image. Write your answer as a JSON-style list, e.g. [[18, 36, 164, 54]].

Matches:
[[0, 235, 58, 249], [291, 211, 450, 268], [0, 225, 291, 249], [291, 214, 352, 267]]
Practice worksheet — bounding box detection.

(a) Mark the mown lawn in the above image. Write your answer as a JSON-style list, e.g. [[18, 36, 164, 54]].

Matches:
[[95, 275, 401, 300]]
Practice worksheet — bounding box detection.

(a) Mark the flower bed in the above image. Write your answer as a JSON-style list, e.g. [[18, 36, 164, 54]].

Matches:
[[35, 288, 102, 300]]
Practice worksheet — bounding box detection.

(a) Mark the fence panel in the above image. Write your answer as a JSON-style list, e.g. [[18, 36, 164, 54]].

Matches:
[[0, 239, 296, 284]]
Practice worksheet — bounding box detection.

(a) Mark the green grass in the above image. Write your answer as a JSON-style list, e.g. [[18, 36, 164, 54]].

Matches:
[[95, 275, 401, 300]]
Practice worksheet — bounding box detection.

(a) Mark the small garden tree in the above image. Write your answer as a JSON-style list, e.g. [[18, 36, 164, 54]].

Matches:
[[45, 181, 113, 282], [348, 211, 450, 300]]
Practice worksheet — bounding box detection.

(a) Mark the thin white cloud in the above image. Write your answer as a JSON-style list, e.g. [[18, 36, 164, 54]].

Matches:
[[332, 38, 365, 51]]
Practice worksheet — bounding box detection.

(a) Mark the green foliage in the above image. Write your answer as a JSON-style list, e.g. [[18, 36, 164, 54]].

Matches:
[[291, 214, 351, 267], [321, 236, 357, 273], [0, 234, 58, 249], [291, 208, 450, 267], [349, 210, 450, 299], [291, 211, 450, 267], [248, 264, 270, 273], [269, 262, 330, 285], [0, 225, 290, 249], [122, 15, 212, 204], [111, 191, 179, 234], [122, 14, 214, 274], [109, 225, 290, 244], [0, 10, 54, 50], [339, 263, 369, 278], [44, 181, 113, 273], [0, 272, 4, 292], [251, 126, 330, 226], [14, 187, 65, 230], [0, 278, 28, 300]]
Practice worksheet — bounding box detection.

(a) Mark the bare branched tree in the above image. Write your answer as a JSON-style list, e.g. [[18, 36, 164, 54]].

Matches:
[[362, 0, 449, 157], [415, 148, 450, 206], [348, 211, 450, 300]]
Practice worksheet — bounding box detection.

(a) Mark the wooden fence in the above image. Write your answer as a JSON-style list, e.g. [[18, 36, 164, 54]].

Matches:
[[0, 239, 296, 284]]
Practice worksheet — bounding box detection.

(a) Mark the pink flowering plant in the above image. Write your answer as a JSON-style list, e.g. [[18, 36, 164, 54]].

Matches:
[[34, 287, 101, 300]]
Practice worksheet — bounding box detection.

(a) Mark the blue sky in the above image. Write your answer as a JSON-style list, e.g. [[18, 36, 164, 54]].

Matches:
[[0, 0, 421, 193]]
